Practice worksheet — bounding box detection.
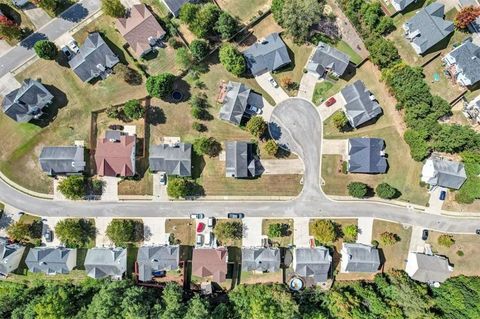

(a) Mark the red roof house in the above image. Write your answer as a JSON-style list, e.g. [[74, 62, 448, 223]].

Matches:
[[192, 248, 228, 283], [95, 133, 136, 177]]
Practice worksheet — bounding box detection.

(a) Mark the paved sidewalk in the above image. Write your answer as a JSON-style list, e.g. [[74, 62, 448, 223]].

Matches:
[[23, 3, 52, 29], [298, 73, 317, 101], [357, 217, 373, 245], [255, 72, 289, 103], [95, 217, 113, 247], [243, 217, 263, 247], [143, 217, 167, 245], [260, 159, 304, 175], [294, 217, 312, 247]]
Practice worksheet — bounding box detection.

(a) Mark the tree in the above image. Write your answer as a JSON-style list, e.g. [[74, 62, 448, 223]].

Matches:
[[279, 0, 323, 43], [192, 121, 207, 132], [101, 0, 126, 18], [190, 3, 221, 38], [190, 39, 209, 61], [404, 129, 432, 161], [380, 232, 399, 246], [438, 234, 455, 248], [215, 12, 238, 39], [0, 23, 21, 41], [114, 64, 142, 85], [214, 221, 243, 243], [175, 47, 193, 70], [123, 99, 144, 120], [146, 73, 176, 98], [332, 111, 349, 130], [191, 106, 211, 120], [36, 0, 59, 12], [246, 116, 267, 138], [179, 3, 200, 24], [310, 219, 337, 244], [454, 6, 480, 29], [366, 37, 400, 69], [376, 183, 399, 199], [343, 224, 358, 243], [57, 176, 86, 200], [219, 44, 246, 76], [162, 283, 185, 319], [34, 40, 58, 60], [193, 137, 221, 157], [347, 182, 368, 198], [268, 223, 289, 237], [7, 222, 31, 243], [106, 219, 136, 245], [264, 139, 279, 156], [432, 124, 480, 154], [271, 0, 285, 25], [55, 218, 95, 248], [185, 295, 209, 319], [167, 178, 191, 199]]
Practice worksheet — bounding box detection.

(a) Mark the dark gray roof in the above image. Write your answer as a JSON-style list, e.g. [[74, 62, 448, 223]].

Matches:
[[424, 156, 467, 189], [348, 138, 387, 173], [84, 248, 127, 279], [341, 80, 382, 128], [459, 0, 479, 7], [241, 247, 280, 272], [69, 33, 120, 82], [403, 3, 454, 54], [342, 243, 380, 273], [294, 247, 332, 283], [219, 81, 251, 125], [446, 41, 480, 86], [0, 243, 25, 275], [225, 141, 257, 178], [243, 33, 291, 76], [307, 42, 349, 77], [149, 143, 191, 176], [25, 247, 76, 274], [2, 79, 53, 122], [391, 0, 415, 11], [407, 253, 452, 283], [137, 245, 180, 282], [162, 0, 190, 17], [39, 146, 86, 175]]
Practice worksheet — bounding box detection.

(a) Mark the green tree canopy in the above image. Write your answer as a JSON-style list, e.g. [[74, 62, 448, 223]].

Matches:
[[366, 36, 400, 70], [380, 232, 399, 246], [54, 218, 95, 248], [101, 0, 126, 18], [146, 73, 176, 98], [57, 176, 86, 200], [438, 234, 455, 248], [246, 116, 267, 138], [376, 183, 399, 199], [190, 39, 209, 61], [310, 219, 337, 244], [347, 182, 369, 198], [332, 111, 349, 130], [214, 221, 243, 243], [215, 12, 238, 39], [219, 44, 246, 76], [167, 178, 191, 199], [123, 99, 144, 120], [193, 137, 221, 157], [342, 224, 358, 243], [6, 221, 31, 243], [277, 0, 323, 43], [106, 219, 136, 245], [264, 139, 279, 156], [34, 40, 58, 60]]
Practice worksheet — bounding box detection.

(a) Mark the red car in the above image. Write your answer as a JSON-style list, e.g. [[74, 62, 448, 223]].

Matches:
[[325, 97, 336, 107], [197, 222, 205, 232]]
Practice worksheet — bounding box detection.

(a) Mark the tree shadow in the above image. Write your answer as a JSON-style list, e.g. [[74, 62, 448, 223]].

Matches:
[[59, 3, 88, 23], [162, 78, 192, 104], [191, 153, 206, 179], [0, 4, 22, 24], [342, 64, 357, 80], [20, 32, 47, 49], [147, 106, 166, 125], [30, 84, 68, 128]]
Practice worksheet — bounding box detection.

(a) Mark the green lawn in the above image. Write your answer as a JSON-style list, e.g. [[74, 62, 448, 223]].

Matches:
[[372, 220, 411, 272], [216, 0, 271, 23], [312, 79, 346, 105], [335, 40, 363, 65], [215, 219, 242, 247], [141, 0, 170, 18], [166, 219, 195, 246], [262, 219, 294, 247], [423, 57, 467, 103]]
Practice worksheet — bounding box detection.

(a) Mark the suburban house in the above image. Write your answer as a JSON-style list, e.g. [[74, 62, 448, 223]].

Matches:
[[243, 32, 291, 76], [149, 143, 192, 177], [390, 0, 415, 12], [348, 138, 387, 174], [136, 245, 180, 282], [39, 145, 86, 176], [116, 4, 166, 57], [403, 3, 454, 55], [0, 240, 25, 277], [225, 141, 257, 178], [340, 243, 380, 273], [293, 247, 332, 284], [421, 155, 467, 189], [443, 41, 480, 87], [11, 0, 29, 7], [69, 32, 120, 82], [192, 247, 228, 283], [162, 0, 191, 17], [405, 252, 453, 285], [95, 130, 136, 177], [463, 97, 480, 124], [219, 81, 263, 126], [241, 247, 281, 273], [340, 80, 382, 128], [2, 79, 54, 123], [25, 247, 77, 275], [84, 247, 127, 280], [306, 42, 350, 79]]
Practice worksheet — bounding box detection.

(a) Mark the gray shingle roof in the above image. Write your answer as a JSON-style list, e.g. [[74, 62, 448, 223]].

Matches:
[[162, 0, 190, 17], [423, 156, 467, 189], [307, 42, 350, 77], [391, 0, 415, 11], [2, 79, 53, 122], [25, 247, 76, 274], [137, 245, 180, 282], [69, 33, 120, 82], [149, 143, 192, 176], [294, 247, 332, 283], [341, 80, 382, 128], [341, 243, 380, 273], [242, 247, 281, 272], [39, 146, 86, 175], [348, 138, 387, 173], [219, 81, 251, 125], [84, 247, 127, 279], [406, 253, 452, 283], [243, 33, 291, 76], [403, 3, 454, 54], [225, 141, 257, 178], [446, 41, 480, 86], [0, 243, 25, 276]]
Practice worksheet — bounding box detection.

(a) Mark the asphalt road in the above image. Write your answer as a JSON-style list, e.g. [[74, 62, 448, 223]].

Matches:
[[1, 98, 480, 233], [0, 0, 100, 77]]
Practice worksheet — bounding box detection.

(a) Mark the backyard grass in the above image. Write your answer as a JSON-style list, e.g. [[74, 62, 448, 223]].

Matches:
[[141, 45, 181, 76], [335, 40, 363, 65], [423, 58, 467, 103], [237, 14, 283, 47], [216, 0, 271, 23], [141, 0, 170, 18], [239, 270, 283, 284], [426, 231, 480, 276], [372, 220, 412, 272], [215, 219, 242, 247], [262, 219, 294, 247], [312, 79, 346, 105], [166, 218, 195, 246], [126, 244, 138, 279]]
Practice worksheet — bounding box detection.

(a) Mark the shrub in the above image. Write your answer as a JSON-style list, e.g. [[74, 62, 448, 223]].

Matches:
[[146, 73, 176, 98], [191, 106, 211, 120], [190, 39, 209, 61], [106, 105, 121, 119], [457, 250, 464, 256], [192, 122, 207, 132], [167, 178, 191, 199], [193, 137, 221, 157], [332, 111, 349, 130], [219, 44, 245, 76], [0, 23, 21, 41], [175, 47, 193, 70], [7, 222, 31, 243], [101, 0, 126, 17], [268, 223, 290, 238], [214, 221, 243, 243], [454, 6, 480, 29], [106, 219, 137, 245], [114, 64, 142, 85], [343, 224, 358, 243], [311, 219, 337, 244], [438, 234, 455, 248], [264, 140, 279, 156], [57, 176, 86, 200], [215, 12, 238, 39], [168, 38, 182, 49], [55, 219, 95, 248], [275, 0, 323, 43], [376, 183, 399, 199], [179, 3, 199, 24], [365, 36, 400, 69], [34, 40, 58, 60], [246, 116, 267, 138], [380, 232, 399, 246], [347, 182, 368, 198], [123, 99, 144, 120]]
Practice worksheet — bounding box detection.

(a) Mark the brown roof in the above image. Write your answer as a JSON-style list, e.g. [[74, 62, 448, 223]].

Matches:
[[95, 135, 136, 177], [192, 248, 228, 283], [116, 4, 166, 57]]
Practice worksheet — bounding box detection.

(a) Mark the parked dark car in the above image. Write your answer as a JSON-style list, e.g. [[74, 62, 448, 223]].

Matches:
[[476, 229, 480, 235], [421, 229, 429, 241], [109, 124, 124, 130], [227, 213, 245, 219], [439, 190, 446, 201]]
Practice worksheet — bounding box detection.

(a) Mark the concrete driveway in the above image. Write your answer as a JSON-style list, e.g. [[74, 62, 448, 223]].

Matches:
[[42, 217, 61, 247], [22, 3, 52, 29], [409, 226, 427, 253], [260, 159, 304, 175], [100, 177, 119, 201], [356, 217, 373, 245], [152, 173, 168, 202], [426, 187, 445, 215], [322, 139, 348, 158], [0, 206, 21, 238], [298, 73, 318, 101], [294, 217, 312, 247], [255, 72, 289, 103], [243, 217, 264, 247], [260, 98, 275, 122], [143, 217, 167, 245], [317, 92, 344, 119], [95, 217, 113, 247], [0, 73, 21, 97]]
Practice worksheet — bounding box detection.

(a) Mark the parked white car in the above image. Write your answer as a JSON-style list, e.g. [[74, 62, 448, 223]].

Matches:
[[268, 75, 278, 88], [67, 40, 80, 54], [247, 105, 262, 114]]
